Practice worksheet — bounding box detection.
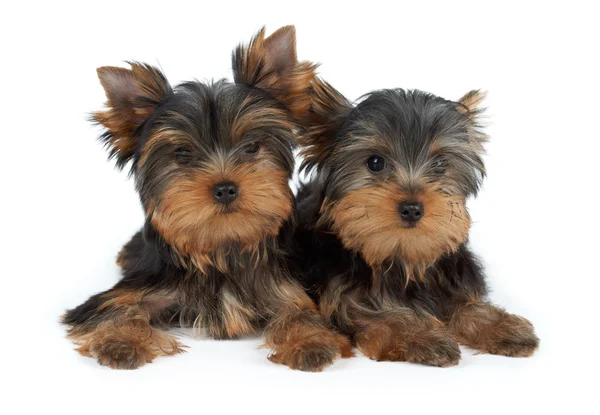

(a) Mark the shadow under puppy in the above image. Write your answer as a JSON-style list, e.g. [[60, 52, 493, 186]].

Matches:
[[62, 26, 352, 371], [293, 81, 539, 366]]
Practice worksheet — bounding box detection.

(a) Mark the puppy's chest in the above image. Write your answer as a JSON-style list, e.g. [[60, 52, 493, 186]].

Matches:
[[367, 265, 459, 315], [176, 265, 269, 338]]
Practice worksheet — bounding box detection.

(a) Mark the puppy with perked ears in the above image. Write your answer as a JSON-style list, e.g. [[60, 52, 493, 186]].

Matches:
[[62, 26, 352, 371]]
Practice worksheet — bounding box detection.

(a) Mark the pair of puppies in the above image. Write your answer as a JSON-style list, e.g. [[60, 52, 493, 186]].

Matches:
[[63, 26, 538, 371]]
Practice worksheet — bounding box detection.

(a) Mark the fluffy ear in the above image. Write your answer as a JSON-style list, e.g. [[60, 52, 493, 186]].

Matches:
[[298, 77, 352, 172], [457, 90, 488, 145], [232, 26, 317, 124], [92, 62, 172, 168], [458, 90, 486, 115]]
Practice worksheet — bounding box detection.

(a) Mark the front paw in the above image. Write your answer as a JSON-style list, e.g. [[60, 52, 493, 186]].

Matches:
[[89, 339, 154, 370], [405, 333, 461, 367], [356, 323, 460, 367], [451, 303, 539, 358], [269, 332, 353, 372], [485, 315, 539, 357], [269, 342, 337, 372], [69, 321, 185, 370]]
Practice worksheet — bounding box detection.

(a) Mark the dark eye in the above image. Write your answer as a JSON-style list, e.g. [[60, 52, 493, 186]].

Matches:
[[175, 146, 193, 165], [244, 141, 260, 155], [432, 157, 447, 175], [367, 155, 386, 172]]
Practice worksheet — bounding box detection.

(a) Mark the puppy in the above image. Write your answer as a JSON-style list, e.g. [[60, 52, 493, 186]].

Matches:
[[62, 26, 351, 371], [294, 81, 539, 367]]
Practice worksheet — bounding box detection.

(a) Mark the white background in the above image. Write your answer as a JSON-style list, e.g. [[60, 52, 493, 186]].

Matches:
[[2, 1, 598, 414]]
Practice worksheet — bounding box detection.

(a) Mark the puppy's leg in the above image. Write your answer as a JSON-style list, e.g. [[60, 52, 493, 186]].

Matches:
[[62, 287, 184, 369], [352, 308, 460, 367], [263, 282, 353, 372], [448, 301, 539, 357]]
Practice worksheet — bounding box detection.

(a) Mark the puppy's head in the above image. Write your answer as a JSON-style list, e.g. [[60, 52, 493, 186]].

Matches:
[[92, 26, 316, 268], [304, 86, 487, 268]]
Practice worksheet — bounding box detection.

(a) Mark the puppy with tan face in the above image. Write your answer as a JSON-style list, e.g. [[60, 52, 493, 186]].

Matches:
[[62, 27, 352, 371], [294, 81, 539, 367]]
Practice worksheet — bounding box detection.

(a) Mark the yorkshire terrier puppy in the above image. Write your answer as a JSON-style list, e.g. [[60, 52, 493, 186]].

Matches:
[[294, 81, 539, 367], [62, 26, 351, 371]]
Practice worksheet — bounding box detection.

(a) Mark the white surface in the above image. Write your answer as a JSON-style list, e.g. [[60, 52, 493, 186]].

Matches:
[[2, 1, 598, 414]]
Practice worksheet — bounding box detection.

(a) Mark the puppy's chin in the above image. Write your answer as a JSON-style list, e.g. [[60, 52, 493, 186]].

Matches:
[[215, 204, 239, 215], [150, 164, 293, 268], [323, 183, 471, 268]]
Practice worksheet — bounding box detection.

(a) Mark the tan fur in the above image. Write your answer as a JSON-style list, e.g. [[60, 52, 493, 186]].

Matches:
[[65, 289, 184, 369], [230, 99, 295, 142], [457, 89, 488, 149], [449, 301, 539, 357], [67, 315, 184, 370], [267, 281, 318, 312], [221, 290, 257, 338], [115, 246, 129, 268], [298, 77, 352, 167], [136, 126, 178, 167], [324, 182, 471, 270], [318, 277, 347, 322], [235, 26, 318, 123], [264, 310, 354, 372], [93, 63, 170, 162], [354, 309, 460, 367], [96, 289, 177, 313], [261, 280, 354, 372], [150, 159, 292, 272], [98, 290, 146, 310], [458, 90, 487, 114]]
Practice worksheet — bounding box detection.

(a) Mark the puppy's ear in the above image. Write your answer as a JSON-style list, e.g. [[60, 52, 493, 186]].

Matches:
[[458, 90, 486, 115], [232, 26, 317, 124], [457, 90, 488, 145], [298, 78, 352, 172], [92, 62, 172, 168]]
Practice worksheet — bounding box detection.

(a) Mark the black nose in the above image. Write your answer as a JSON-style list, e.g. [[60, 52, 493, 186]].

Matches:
[[399, 200, 424, 223], [213, 182, 238, 204]]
